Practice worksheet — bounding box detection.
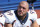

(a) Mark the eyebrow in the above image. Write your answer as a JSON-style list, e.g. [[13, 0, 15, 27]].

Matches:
[[19, 6, 25, 8]]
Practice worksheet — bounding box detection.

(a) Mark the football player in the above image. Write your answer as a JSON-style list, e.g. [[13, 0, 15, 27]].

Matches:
[[4, 1, 39, 27]]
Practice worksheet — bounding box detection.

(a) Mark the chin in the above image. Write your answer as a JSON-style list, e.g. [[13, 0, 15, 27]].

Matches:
[[18, 14, 23, 16]]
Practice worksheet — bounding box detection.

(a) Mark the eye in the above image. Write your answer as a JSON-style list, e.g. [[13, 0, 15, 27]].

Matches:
[[23, 7, 26, 9]]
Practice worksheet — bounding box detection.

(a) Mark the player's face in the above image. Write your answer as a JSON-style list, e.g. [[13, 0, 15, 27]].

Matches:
[[17, 3, 28, 16]]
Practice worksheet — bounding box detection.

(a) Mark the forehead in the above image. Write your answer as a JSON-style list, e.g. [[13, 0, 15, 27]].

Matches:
[[19, 2, 29, 8]]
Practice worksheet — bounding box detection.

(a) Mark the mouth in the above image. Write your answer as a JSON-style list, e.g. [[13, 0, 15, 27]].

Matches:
[[18, 11, 23, 14], [19, 12, 22, 14]]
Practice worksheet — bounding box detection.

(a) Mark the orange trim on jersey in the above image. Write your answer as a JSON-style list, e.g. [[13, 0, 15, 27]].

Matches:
[[12, 20, 16, 27], [29, 19, 32, 23], [0, 23, 4, 27], [27, 26, 29, 27]]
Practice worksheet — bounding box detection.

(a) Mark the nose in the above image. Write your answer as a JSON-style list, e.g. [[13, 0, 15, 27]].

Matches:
[[20, 8, 23, 11]]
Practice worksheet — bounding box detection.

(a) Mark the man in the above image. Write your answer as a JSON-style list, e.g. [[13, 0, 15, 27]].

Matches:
[[0, 11, 5, 27], [4, 1, 39, 27]]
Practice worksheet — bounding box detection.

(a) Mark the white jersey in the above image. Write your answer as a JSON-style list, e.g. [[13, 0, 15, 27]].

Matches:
[[36, 18, 40, 25], [4, 10, 37, 27], [0, 13, 5, 27]]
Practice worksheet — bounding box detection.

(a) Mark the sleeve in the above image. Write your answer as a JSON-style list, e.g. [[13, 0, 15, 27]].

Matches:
[[5, 18, 10, 24], [5, 16, 16, 24], [30, 13, 37, 23], [32, 13, 37, 21], [4, 11, 12, 24], [28, 10, 37, 23], [31, 10, 37, 21], [4, 14, 12, 24], [31, 13, 37, 22], [34, 14, 37, 21], [4, 10, 16, 24], [36, 18, 40, 25]]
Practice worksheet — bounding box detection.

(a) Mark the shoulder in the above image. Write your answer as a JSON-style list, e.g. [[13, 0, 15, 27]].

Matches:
[[4, 10, 15, 17], [28, 10, 37, 21], [4, 10, 15, 15], [28, 10, 36, 14], [0, 13, 5, 24], [4, 10, 16, 22], [28, 10, 37, 17], [28, 10, 37, 16], [0, 13, 5, 19]]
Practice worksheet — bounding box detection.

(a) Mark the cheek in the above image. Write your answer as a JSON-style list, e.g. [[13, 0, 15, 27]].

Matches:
[[23, 11, 27, 14], [23, 10, 27, 12], [24, 9, 28, 13], [23, 10, 27, 14]]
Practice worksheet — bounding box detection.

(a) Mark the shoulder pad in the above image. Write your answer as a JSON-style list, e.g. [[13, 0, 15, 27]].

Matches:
[[28, 10, 36, 14], [4, 10, 16, 20], [4, 10, 15, 16]]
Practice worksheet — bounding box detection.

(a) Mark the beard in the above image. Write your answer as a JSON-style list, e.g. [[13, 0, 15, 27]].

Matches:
[[17, 12, 26, 17]]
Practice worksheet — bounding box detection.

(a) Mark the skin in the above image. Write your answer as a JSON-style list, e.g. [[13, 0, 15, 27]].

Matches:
[[17, 1, 29, 20], [5, 1, 39, 27], [31, 21, 39, 27]]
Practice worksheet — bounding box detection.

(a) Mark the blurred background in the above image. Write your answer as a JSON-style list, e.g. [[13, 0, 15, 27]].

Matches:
[[0, 0, 40, 11]]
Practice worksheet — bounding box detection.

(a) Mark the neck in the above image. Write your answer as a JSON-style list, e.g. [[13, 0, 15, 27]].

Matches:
[[20, 15, 26, 21]]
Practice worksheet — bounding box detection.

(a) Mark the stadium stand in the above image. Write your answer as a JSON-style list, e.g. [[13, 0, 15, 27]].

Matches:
[[0, 0, 40, 11]]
